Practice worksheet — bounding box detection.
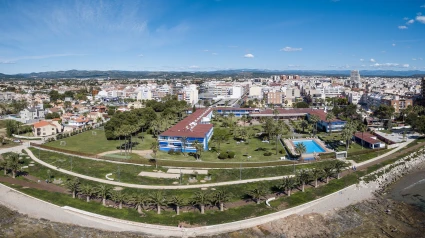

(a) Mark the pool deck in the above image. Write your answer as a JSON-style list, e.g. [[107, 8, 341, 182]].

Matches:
[[283, 138, 333, 158]]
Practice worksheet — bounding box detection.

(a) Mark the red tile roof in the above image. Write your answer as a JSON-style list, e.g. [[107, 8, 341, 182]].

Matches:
[[354, 132, 381, 145], [160, 108, 213, 138]]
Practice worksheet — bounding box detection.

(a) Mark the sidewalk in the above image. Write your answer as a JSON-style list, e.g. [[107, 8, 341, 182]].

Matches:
[[24, 148, 293, 189]]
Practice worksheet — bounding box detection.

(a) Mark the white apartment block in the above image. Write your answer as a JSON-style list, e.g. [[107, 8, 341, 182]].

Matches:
[[136, 86, 152, 101]]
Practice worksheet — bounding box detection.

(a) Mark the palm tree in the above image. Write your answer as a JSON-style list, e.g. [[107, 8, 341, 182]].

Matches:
[[273, 109, 279, 121], [80, 184, 97, 202], [358, 123, 367, 149], [97, 184, 111, 206], [111, 190, 127, 209], [284, 177, 297, 196], [214, 190, 233, 212], [130, 193, 149, 214], [294, 142, 307, 158], [325, 112, 335, 134], [247, 185, 269, 204], [170, 195, 186, 215], [193, 140, 203, 160], [310, 168, 322, 188], [341, 127, 352, 152], [6, 153, 20, 179], [0, 159, 7, 175], [300, 120, 308, 133], [192, 191, 211, 214], [65, 177, 80, 199], [322, 166, 334, 183], [150, 140, 159, 158], [149, 191, 167, 215], [241, 115, 248, 127], [180, 136, 187, 155], [297, 170, 310, 192], [333, 161, 346, 179]]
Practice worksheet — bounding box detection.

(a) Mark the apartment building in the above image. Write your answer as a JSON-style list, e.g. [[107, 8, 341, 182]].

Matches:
[[264, 91, 283, 105]]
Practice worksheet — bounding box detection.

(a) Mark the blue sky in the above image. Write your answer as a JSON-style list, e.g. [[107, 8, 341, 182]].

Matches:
[[0, 0, 425, 74]]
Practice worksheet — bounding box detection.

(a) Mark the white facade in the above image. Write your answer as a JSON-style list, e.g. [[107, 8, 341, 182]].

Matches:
[[249, 86, 262, 97], [136, 86, 152, 101], [182, 84, 199, 105]]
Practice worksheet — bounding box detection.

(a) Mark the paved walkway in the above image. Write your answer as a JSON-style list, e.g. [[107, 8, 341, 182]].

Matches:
[[24, 148, 294, 189], [0, 180, 378, 237]]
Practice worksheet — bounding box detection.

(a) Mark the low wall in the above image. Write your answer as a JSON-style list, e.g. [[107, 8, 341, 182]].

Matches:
[[13, 134, 43, 140]]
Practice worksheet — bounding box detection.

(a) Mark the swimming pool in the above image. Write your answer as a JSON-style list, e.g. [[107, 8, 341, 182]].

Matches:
[[292, 140, 326, 154]]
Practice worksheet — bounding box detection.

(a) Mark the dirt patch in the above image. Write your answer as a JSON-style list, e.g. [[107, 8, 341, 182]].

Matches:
[[0, 175, 67, 194]]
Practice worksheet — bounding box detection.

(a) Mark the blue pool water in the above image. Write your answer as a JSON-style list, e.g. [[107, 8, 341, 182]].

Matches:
[[292, 140, 325, 154]]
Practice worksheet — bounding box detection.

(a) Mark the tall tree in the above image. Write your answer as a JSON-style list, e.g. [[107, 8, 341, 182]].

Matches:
[[150, 140, 159, 158], [325, 112, 336, 134], [309, 114, 320, 136], [294, 142, 307, 158], [193, 140, 203, 160], [357, 123, 368, 149]]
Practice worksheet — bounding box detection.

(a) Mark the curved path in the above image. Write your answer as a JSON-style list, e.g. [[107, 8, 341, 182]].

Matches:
[[0, 181, 377, 238], [25, 148, 294, 189]]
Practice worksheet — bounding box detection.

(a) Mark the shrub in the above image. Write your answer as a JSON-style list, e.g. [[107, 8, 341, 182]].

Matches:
[[279, 149, 285, 154], [218, 152, 228, 160], [227, 151, 235, 158], [263, 152, 273, 156], [175, 151, 182, 155], [168, 149, 175, 155]]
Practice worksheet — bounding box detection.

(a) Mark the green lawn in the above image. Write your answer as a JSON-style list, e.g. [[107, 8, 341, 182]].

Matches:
[[46, 129, 157, 154], [29, 147, 336, 185], [1, 139, 420, 227], [159, 125, 287, 162], [348, 148, 393, 163]]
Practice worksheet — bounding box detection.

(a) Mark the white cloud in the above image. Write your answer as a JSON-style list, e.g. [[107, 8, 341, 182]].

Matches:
[[381, 51, 386, 53], [398, 25, 408, 29], [203, 49, 209, 52], [188, 65, 199, 69], [418, 12, 423, 16], [416, 16, 425, 24], [421, 5, 425, 8], [280, 46, 303, 52], [370, 63, 399, 67], [244, 53, 254, 58], [370, 58, 376, 62], [402, 64, 410, 68], [406, 19, 415, 24], [412, 58, 417, 61], [419, 58, 423, 60], [138, 54, 143, 57], [360, 59, 364, 61], [287, 64, 301, 68], [392, 43, 396, 46], [0, 61, 16, 64], [403, 17, 409, 20]]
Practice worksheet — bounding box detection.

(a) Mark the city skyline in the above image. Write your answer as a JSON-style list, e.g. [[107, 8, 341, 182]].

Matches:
[[0, 0, 425, 74]]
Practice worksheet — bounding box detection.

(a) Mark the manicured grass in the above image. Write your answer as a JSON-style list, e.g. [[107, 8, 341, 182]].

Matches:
[[348, 148, 393, 163], [46, 129, 157, 154], [29, 147, 336, 184], [2, 138, 420, 226], [159, 126, 287, 163]]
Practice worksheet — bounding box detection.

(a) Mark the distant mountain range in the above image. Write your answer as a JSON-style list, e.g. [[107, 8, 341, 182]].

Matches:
[[0, 69, 424, 79]]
